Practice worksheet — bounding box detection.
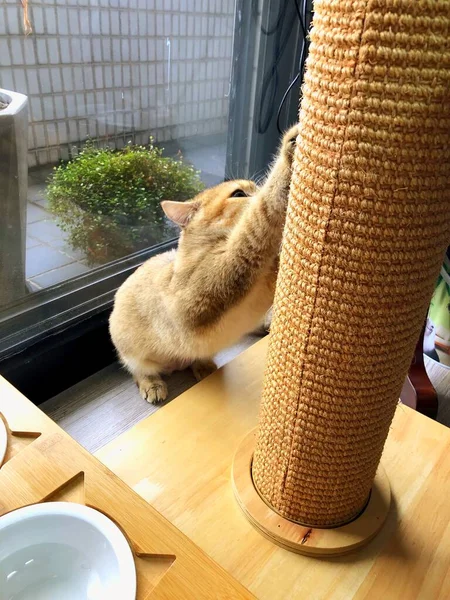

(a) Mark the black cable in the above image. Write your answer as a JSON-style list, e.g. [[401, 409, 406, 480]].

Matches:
[[257, 1, 298, 134], [294, 0, 306, 38], [276, 70, 302, 134], [260, 1, 288, 36], [275, 0, 310, 134]]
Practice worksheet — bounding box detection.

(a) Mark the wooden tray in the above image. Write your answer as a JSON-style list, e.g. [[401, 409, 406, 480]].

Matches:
[[0, 376, 254, 599]]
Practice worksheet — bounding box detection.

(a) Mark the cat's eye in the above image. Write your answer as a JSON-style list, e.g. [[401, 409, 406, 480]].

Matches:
[[231, 190, 247, 198]]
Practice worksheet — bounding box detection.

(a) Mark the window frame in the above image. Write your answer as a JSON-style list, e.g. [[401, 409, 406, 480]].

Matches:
[[0, 0, 312, 404], [0, 239, 177, 402]]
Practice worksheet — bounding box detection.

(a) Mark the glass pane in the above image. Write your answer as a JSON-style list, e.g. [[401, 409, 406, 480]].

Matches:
[[0, 0, 235, 308], [0, 0, 310, 352]]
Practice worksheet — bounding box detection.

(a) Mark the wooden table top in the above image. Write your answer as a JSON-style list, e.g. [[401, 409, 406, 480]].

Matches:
[[0, 376, 254, 599], [97, 338, 450, 600]]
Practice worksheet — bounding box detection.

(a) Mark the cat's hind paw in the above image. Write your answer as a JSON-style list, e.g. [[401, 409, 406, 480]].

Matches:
[[137, 376, 168, 404], [191, 359, 217, 382]]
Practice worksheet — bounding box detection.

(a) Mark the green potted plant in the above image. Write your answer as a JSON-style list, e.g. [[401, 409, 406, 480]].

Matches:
[[47, 141, 204, 265]]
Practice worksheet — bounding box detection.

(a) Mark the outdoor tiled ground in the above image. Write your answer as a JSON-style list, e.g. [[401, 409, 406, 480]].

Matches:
[[25, 135, 227, 291], [26, 168, 91, 292]]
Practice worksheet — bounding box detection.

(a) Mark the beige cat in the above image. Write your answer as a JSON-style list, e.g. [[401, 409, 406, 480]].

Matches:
[[109, 125, 298, 403]]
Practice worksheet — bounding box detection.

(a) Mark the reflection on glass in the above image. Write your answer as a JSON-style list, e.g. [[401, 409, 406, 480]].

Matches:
[[46, 141, 204, 265], [0, 0, 235, 308]]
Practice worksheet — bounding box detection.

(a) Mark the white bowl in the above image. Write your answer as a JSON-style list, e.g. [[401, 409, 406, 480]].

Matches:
[[0, 502, 136, 600]]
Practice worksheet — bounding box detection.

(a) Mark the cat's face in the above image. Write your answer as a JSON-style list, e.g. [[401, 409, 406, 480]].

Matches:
[[162, 180, 257, 239]]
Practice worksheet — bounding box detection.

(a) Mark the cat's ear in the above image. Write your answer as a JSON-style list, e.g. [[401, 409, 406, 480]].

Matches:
[[161, 200, 199, 227]]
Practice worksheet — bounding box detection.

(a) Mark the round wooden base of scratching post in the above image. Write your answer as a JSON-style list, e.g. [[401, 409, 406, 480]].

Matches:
[[232, 430, 391, 556]]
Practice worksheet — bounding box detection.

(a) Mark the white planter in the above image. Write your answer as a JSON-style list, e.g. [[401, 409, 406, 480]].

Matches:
[[0, 89, 29, 306]]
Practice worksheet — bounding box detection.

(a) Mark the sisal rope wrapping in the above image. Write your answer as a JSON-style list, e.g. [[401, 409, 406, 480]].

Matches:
[[252, 0, 450, 528]]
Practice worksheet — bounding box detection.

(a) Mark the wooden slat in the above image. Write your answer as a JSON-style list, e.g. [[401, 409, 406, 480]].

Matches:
[[41, 335, 261, 453]]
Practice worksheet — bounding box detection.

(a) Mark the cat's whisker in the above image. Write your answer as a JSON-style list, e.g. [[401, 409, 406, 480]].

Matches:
[[247, 168, 265, 187], [255, 169, 269, 187]]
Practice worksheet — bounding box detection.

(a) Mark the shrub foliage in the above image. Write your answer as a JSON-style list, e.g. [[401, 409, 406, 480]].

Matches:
[[47, 142, 204, 264]]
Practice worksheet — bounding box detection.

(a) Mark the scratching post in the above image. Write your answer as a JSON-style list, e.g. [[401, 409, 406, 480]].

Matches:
[[233, 0, 450, 554]]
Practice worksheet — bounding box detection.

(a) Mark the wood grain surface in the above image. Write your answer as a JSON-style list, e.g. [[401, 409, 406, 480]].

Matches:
[[97, 337, 450, 600], [42, 335, 260, 452], [0, 376, 254, 600]]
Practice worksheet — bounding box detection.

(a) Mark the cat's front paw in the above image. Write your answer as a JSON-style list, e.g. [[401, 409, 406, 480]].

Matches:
[[282, 124, 300, 164], [263, 307, 273, 332], [137, 375, 168, 404]]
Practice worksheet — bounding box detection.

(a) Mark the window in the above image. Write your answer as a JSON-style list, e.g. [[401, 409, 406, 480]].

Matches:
[[0, 0, 310, 400]]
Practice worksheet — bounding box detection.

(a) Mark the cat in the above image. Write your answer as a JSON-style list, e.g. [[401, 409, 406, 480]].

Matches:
[[109, 125, 299, 403]]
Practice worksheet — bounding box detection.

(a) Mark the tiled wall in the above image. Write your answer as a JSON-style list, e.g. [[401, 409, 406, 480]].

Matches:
[[0, 0, 235, 166]]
